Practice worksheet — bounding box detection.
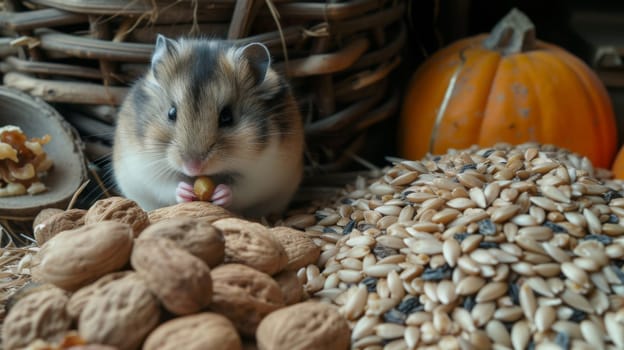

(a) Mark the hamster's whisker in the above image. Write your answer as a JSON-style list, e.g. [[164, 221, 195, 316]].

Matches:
[[81, 132, 116, 139]]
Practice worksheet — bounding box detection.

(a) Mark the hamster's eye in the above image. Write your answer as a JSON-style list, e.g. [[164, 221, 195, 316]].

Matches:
[[219, 106, 234, 127], [168, 106, 177, 122]]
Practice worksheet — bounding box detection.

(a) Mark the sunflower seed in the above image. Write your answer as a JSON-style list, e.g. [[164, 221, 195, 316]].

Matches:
[[486, 320, 511, 347], [472, 302, 496, 327], [517, 226, 553, 241], [390, 171, 419, 186], [520, 283, 537, 322], [561, 262, 590, 287], [511, 320, 531, 350], [526, 277, 555, 297], [530, 196, 559, 211], [476, 282, 507, 303], [351, 315, 379, 341], [583, 208, 602, 235], [561, 289, 593, 313], [535, 305, 556, 332], [436, 280, 457, 304], [404, 326, 421, 349], [580, 320, 605, 350], [491, 205, 522, 223], [605, 312, 624, 348], [363, 264, 402, 278], [375, 323, 406, 340]]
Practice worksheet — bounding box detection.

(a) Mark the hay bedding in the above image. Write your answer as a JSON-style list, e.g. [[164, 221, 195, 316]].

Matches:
[[0, 240, 37, 325]]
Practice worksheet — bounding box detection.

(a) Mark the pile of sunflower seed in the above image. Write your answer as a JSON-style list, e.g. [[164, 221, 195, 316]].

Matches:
[[282, 143, 624, 350]]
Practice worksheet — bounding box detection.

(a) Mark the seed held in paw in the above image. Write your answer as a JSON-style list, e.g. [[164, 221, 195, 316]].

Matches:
[[194, 176, 215, 201]]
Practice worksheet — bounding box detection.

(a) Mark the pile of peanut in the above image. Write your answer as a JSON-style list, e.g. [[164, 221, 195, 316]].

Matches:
[[2, 198, 350, 350]]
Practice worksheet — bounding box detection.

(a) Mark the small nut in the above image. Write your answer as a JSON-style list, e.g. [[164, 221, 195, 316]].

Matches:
[[148, 201, 233, 224], [5, 281, 56, 315], [273, 270, 304, 305], [256, 301, 350, 350], [84, 197, 149, 237], [31, 221, 134, 291], [32, 208, 64, 230], [138, 217, 225, 267], [269, 226, 321, 271], [66, 271, 134, 319], [143, 312, 242, 350], [193, 176, 215, 201], [79, 275, 160, 350], [33, 209, 86, 246], [210, 263, 285, 337], [131, 237, 213, 315], [2, 286, 71, 350], [213, 218, 288, 275]]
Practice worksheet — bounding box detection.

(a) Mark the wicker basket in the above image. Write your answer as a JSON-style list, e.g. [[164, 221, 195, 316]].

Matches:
[[0, 0, 407, 173]]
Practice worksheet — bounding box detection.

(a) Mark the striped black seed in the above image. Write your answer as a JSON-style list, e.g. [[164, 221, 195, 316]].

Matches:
[[527, 341, 535, 350], [463, 296, 476, 311], [608, 214, 620, 224], [478, 241, 499, 249], [569, 309, 586, 322], [396, 296, 423, 314], [342, 220, 356, 235], [543, 221, 567, 233], [581, 234, 613, 245], [453, 233, 471, 242], [555, 332, 570, 350], [361, 276, 378, 293], [383, 308, 407, 324], [421, 264, 452, 281], [459, 163, 478, 173], [340, 198, 353, 204], [610, 265, 624, 283], [373, 246, 398, 259], [322, 227, 336, 234], [357, 223, 376, 231], [401, 191, 414, 200], [508, 283, 520, 305], [478, 219, 496, 235], [483, 149, 495, 157], [603, 190, 623, 202], [315, 213, 327, 220]]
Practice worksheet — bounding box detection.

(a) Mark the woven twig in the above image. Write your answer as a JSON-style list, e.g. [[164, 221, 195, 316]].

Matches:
[[1, 0, 407, 172]]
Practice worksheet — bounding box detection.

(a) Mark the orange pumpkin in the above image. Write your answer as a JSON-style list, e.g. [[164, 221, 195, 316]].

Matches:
[[399, 8, 617, 169], [612, 147, 624, 178]]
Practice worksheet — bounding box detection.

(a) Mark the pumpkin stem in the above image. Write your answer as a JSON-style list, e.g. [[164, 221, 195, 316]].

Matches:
[[483, 8, 536, 55]]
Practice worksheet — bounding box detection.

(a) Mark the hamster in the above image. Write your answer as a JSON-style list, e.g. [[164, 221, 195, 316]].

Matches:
[[112, 35, 304, 217]]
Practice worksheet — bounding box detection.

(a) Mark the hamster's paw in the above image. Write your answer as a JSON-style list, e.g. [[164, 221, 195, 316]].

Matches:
[[175, 181, 197, 203], [211, 184, 232, 207]]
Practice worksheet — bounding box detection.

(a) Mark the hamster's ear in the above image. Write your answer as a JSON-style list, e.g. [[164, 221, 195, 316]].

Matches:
[[151, 34, 178, 72], [236, 42, 271, 84]]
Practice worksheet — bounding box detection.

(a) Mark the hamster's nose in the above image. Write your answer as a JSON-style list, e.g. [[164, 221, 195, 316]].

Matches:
[[182, 160, 203, 177]]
